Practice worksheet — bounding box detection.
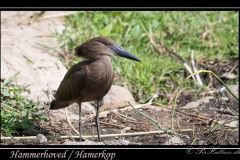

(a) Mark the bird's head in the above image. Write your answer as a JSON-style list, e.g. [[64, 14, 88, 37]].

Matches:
[[75, 37, 141, 62]]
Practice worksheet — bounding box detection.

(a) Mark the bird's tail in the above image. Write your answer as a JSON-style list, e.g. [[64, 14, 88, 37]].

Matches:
[[50, 100, 71, 110]]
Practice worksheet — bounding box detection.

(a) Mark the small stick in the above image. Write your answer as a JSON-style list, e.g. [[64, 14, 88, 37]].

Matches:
[[112, 111, 137, 121], [191, 50, 203, 86], [1, 129, 193, 140], [127, 102, 184, 136], [99, 121, 128, 129], [153, 102, 238, 128], [65, 108, 80, 135]]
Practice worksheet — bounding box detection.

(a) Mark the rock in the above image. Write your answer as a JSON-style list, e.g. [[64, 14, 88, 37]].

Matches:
[[184, 135, 190, 139], [103, 139, 130, 145], [1, 11, 69, 103], [120, 127, 132, 134], [198, 140, 205, 145], [225, 85, 239, 101], [50, 106, 78, 123], [221, 73, 238, 80], [181, 102, 200, 109], [197, 96, 214, 104], [220, 120, 238, 128], [181, 96, 214, 109], [162, 136, 185, 145], [36, 134, 48, 143], [103, 85, 135, 105], [67, 103, 96, 115], [221, 97, 229, 101], [50, 85, 136, 122], [155, 134, 172, 139], [49, 102, 96, 123], [81, 103, 96, 114], [62, 140, 104, 145]]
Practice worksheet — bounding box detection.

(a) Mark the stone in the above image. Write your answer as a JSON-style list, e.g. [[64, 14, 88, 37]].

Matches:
[[50, 85, 136, 122], [62, 140, 104, 145], [103, 139, 130, 145], [198, 140, 205, 145], [162, 136, 185, 145], [103, 85, 136, 105], [36, 134, 48, 143], [1, 11, 70, 103], [181, 101, 200, 109], [181, 96, 215, 109], [225, 85, 239, 101], [197, 96, 214, 104]]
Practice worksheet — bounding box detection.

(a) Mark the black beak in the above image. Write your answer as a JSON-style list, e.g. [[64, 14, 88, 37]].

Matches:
[[111, 45, 141, 62]]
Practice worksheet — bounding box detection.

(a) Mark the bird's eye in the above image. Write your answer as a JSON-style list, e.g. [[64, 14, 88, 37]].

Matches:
[[102, 42, 111, 46]]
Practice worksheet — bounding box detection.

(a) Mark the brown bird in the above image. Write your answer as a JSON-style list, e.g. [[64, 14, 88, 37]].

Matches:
[[50, 37, 141, 142]]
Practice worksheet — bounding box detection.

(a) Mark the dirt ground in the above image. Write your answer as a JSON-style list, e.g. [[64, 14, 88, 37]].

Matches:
[[1, 58, 239, 145], [1, 93, 239, 145]]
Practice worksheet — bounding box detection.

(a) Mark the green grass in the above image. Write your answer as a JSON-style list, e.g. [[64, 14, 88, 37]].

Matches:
[[1, 72, 49, 136], [53, 11, 238, 102]]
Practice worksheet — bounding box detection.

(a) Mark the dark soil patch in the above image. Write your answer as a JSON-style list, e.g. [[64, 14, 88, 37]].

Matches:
[[1, 96, 238, 145]]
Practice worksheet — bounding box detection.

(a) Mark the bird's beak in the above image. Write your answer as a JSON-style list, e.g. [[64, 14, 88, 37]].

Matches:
[[111, 45, 141, 62]]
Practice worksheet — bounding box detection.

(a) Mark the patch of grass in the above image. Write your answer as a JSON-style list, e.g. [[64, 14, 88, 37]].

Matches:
[[53, 11, 238, 102], [1, 72, 49, 136]]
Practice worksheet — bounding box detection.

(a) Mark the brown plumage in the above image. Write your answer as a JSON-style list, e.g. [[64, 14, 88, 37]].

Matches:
[[50, 37, 141, 142]]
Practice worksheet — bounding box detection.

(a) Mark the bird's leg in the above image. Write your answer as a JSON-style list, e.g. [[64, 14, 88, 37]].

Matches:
[[95, 100, 101, 142], [77, 100, 82, 142]]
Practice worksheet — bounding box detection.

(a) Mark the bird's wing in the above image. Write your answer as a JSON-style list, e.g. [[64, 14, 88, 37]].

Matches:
[[54, 61, 92, 102]]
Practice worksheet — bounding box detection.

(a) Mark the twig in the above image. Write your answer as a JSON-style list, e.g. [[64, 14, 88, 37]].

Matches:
[[217, 92, 238, 115], [210, 118, 239, 132], [1, 129, 193, 140], [86, 102, 153, 120], [128, 102, 167, 131], [112, 111, 137, 121], [98, 94, 158, 119], [111, 111, 152, 125], [153, 102, 238, 128], [168, 87, 184, 105], [184, 63, 197, 82], [65, 108, 80, 135], [191, 138, 199, 145], [191, 50, 203, 86], [99, 121, 128, 129], [99, 101, 126, 111], [171, 87, 182, 134], [124, 120, 151, 125], [207, 92, 238, 132], [127, 102, 184, 136], [228, 60, 238, 74], [186, 70, 239, 101], [148, 34, 199, 83]]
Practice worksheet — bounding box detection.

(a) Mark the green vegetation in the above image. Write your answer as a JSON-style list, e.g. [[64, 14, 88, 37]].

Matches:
[[1, 72, 48, 136], [53, 11, 238, 102]]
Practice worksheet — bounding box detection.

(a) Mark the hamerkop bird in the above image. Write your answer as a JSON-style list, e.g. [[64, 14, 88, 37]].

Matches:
[[50, 37, 141, 142]]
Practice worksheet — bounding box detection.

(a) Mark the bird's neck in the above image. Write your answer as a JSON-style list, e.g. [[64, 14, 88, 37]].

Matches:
[[85, 55, 113, 86], [94, 56, 113, 78], [94, 55, 112, 66]]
